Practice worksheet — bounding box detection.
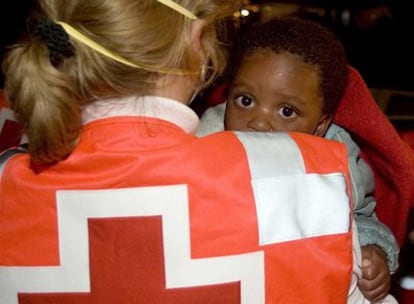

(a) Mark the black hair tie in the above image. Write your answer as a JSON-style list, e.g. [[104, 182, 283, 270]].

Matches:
[[33, 19, 75, 67]]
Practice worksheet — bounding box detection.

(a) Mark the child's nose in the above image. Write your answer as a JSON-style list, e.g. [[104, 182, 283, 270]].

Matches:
[[247, 115, 275, 132]]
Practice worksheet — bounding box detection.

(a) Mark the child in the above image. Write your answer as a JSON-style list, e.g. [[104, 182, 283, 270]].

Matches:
[[197, 16, 399, 303]]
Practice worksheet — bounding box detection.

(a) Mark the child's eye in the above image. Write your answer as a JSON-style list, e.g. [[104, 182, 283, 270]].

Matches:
[[234, 95, 255, 109], [277, 106, 298, 118]]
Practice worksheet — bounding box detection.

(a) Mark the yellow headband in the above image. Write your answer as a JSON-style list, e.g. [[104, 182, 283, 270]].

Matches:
[[157, 0, 197, 19], [55, 1, 198, 75]]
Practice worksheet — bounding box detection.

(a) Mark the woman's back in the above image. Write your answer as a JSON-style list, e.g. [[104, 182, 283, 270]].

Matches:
[[1, 96, 353, 303]]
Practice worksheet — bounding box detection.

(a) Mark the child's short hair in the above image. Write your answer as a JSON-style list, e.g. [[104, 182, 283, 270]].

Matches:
[[226, 16, 348, 116]]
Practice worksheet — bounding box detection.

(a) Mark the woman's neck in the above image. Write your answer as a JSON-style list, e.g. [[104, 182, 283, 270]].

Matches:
[[153, 73, 199, 105]]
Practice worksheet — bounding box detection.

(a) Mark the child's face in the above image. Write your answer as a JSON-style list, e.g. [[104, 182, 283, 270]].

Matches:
[[225, 50, 331, 136]]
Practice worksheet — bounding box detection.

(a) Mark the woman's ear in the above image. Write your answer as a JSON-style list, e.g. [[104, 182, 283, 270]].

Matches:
[[190, 19, 207, 58], [314, 114, 332, 137]]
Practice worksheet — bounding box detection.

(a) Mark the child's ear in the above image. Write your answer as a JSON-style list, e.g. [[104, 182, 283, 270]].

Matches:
[[314, 115, 332, 137]]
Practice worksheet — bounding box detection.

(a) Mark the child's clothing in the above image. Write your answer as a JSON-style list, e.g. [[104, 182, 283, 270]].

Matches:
[[197, 101, 399, 274]]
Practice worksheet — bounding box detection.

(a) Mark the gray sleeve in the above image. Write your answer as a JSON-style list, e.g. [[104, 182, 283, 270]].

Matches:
[[326, 124, 400, 273], [196, 102, 226, 137], [0, 145, 27, 178]]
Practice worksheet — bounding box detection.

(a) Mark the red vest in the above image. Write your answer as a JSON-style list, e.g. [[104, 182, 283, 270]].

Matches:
[[0, 116, 353, 303]]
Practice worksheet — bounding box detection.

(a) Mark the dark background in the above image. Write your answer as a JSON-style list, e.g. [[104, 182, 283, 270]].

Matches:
[[0, 0, 34, 87], [244, 0, 414, 91], [1, 0, 414, 91]]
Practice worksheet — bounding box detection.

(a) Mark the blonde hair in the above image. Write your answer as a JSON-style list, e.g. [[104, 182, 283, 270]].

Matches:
[[3, 0, 239, 164]]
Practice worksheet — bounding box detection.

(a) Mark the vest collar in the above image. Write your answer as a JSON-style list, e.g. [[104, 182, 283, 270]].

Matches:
[[81, 96, 199, 134]]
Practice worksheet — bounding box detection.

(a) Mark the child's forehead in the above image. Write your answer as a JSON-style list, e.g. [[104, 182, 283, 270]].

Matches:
[[242, 49, 321, 77], [233, 50, 324, 106]]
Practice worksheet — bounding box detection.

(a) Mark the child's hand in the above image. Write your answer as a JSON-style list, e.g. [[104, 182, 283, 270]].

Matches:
[[357, 245, 391, 302]]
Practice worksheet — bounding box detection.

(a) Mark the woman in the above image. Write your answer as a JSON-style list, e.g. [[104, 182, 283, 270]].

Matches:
[[1, 1, 356, 303]]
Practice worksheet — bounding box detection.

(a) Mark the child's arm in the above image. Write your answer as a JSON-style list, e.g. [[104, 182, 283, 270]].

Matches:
[[327, 124, 399, 301], [326, 123, 399, 274]]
